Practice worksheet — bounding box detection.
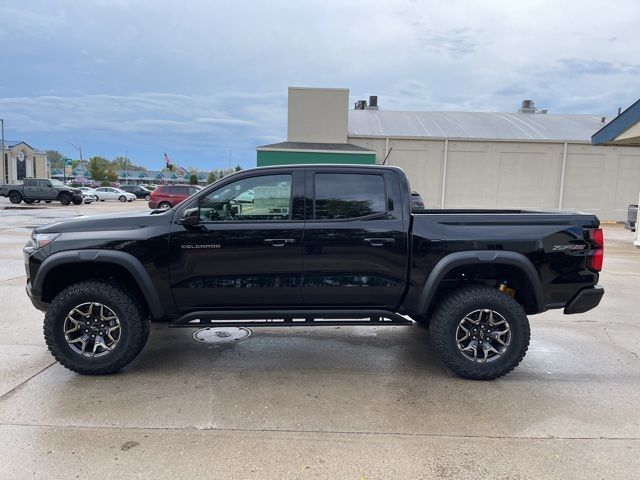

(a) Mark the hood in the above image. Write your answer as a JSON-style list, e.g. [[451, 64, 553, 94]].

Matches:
[[34, 209, 172, 234]]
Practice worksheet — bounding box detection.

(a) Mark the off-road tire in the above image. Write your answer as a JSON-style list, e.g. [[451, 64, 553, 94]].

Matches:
[[429, 286, 530, 380], [8, 191, 22, 204], [43, 281, 150, 375], [72, 197, 82, 205], [410, 314, 430, 328], [58, 193, 71, 205]]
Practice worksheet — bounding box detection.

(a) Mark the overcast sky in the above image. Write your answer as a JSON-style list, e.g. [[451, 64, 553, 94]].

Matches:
[[1, 0, 638, 170]]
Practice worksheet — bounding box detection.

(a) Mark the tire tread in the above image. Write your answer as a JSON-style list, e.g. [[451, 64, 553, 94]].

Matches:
[[429, 285, 530, 380], [43, 280, 149, 375]]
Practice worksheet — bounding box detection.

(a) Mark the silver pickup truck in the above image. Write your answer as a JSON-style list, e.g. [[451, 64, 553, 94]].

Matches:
[[0, 178, 84, 205]]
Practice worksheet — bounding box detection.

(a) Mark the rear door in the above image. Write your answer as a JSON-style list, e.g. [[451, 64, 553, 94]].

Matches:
[[301, 168, 408, 308], [23, 179, 39, 199]]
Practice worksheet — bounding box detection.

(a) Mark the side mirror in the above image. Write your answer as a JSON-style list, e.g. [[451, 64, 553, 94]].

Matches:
[[179, 207, 200, 227]]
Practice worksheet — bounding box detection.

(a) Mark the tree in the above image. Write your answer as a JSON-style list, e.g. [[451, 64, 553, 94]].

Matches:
[[112, 156, 145, 171], [87, 156, 111, 182], [46, 150, 63, 169], [105, 164, 118, 183], [189, 174, 198, 185], [235, 164, 242, 172], [207, 171, 218, 184]]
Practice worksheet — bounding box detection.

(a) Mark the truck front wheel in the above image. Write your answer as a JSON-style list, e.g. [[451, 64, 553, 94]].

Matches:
[[429, 286, 530, 380], [43, 281, 150, 375], [58, 193, 71, 205], [8, 192, 22, 204]]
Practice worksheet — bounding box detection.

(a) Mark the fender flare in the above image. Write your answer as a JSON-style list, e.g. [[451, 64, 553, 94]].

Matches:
[[33, 249, 165, 319], [417, 250, 545, 315]]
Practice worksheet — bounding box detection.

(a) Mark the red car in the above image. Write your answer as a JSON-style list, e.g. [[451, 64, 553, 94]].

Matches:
[[148, 184, 202, 210]]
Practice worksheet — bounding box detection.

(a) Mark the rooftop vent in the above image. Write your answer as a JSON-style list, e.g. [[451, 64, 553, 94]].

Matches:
[[519, 99, 536, 114], [518, 99, 547, 114], [366, 95, 379, 110], [354, 99, 367, 110]]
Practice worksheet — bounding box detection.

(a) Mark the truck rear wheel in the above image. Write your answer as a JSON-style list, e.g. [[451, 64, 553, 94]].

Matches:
[[43, 281, 150, 375], [429, 286, 530, 380], [8, 192, 22, 204], [59, 193, 71, 205]]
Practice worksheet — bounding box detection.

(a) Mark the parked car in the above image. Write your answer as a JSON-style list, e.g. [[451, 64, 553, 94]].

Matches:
[[0, 178, 83, 205], [411, 191, 425, 210], [120, 185, 153, 201], [625, 204, 638, 232], [80, 192, 94, 204], [77, 187, 99, 201], [148, 184, 202, 210], [25, 165, 604, 379], [94, 187, 137, 202]]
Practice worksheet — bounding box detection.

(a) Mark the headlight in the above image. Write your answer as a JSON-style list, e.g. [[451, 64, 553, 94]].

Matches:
[[32, 233, 60, 249]]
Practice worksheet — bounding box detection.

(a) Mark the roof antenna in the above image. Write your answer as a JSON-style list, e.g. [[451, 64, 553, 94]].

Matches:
[[382, 146, 393, 165]]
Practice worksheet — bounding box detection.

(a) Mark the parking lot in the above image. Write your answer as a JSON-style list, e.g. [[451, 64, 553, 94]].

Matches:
[[0, 199, 638, 479]]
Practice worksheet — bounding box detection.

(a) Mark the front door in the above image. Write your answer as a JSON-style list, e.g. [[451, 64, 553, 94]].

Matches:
[[169, 169, 305, 310], [301, 168, 408, 309]]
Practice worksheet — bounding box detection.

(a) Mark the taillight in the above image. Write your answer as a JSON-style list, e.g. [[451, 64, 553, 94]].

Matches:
[[588, 228, 604, 272]]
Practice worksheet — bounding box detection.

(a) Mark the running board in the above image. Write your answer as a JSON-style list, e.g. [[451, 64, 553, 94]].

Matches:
[[169, 309, 413, 328]]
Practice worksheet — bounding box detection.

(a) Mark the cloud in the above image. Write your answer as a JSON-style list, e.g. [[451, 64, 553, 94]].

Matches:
[[0, 0, 639, 167], [416, 28, 480, 56]]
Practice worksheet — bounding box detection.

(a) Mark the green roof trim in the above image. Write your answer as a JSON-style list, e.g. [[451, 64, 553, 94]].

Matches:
[[257, 150, 375, 167]]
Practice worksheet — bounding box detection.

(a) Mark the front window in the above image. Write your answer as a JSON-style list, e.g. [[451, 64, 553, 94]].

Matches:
[[199, 174, 292, 222], [51, 179, 65, 187]]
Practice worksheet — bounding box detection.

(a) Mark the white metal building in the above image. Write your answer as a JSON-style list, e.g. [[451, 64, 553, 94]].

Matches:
[[262, 87, 640, 221]]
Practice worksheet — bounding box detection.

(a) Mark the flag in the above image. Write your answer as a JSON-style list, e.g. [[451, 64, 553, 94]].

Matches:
[[163, 152, 174, 171]]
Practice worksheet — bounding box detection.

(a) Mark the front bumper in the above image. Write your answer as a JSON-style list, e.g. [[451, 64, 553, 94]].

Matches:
[[564, 285, 604, 314], [26, 280, 48, 312]]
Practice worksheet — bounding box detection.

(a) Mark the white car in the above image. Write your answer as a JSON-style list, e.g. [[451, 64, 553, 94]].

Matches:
[[94, 187, 137, 202], [77, 187, 100, 202]]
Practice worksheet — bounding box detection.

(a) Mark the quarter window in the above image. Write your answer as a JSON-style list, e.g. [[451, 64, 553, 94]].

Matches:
[[199, 174, 292, 222], [314, 173, 386, 220]]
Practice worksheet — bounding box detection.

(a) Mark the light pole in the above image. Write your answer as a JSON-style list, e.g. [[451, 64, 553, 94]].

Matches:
[[68, 142, 84, 184], [1, 119, 6, 184]]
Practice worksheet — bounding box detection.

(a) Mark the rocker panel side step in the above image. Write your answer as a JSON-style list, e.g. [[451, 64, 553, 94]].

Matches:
[[169, 309, 413, 328]]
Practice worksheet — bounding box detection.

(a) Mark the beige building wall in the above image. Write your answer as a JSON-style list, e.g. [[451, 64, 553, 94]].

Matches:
[[0, 142, 48, 184], [348, 136, 640, 221], [287, 87, 348, 143], [563, 144, 640, 220]]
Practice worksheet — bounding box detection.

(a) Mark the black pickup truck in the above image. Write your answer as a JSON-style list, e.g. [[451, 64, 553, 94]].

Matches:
[[1, 178, 84, 205], [24, 165, 605, 379]]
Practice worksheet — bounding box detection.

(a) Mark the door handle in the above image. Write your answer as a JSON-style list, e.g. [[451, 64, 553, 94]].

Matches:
[[264, 238, 296, 247], [364, 237, 395, 247]]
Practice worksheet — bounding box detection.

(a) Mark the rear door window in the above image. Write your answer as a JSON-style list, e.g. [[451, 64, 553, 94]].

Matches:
[[313, 173, 386, 220]]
